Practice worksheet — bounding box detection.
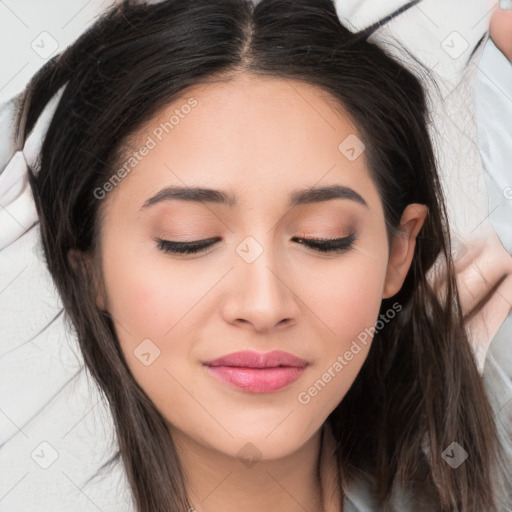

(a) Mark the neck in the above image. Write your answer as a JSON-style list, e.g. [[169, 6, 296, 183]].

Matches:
[[169, 424, 339, 512]]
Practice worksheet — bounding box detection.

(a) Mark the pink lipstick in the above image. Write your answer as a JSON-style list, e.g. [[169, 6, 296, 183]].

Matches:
[[203, 350, 308, 393]]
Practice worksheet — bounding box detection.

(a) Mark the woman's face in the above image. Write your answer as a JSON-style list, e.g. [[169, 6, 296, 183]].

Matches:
[[94, 73, 422, 461]]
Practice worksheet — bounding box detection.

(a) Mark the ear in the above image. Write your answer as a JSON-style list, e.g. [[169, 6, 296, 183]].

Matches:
[[382, 204, 428, 299], [67, 249, 107, 310]]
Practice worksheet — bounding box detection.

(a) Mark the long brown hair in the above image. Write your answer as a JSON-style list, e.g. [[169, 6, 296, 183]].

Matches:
[[16, 0, 509, 510]]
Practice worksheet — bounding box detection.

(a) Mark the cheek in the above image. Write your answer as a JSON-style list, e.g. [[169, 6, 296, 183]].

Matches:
[[101, 242, 211, 343], [291, 247, 388, 410], [296, 248, 388, 346], [310, 265, 384, 373], [100, 247, 211, 403], [319, 263, 384, 328], [100, 239, 232, 393]]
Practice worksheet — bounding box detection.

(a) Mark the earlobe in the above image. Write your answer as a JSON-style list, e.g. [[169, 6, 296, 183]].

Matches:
[[95, 283, 106, 311], [382, 204, 428, 299], [67, 249, 106, 310], [67, 248, 81, 272]]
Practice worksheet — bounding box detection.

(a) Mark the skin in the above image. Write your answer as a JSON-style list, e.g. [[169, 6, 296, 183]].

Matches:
[[88, 74, 427, 512], [490, 6, 512, 61]]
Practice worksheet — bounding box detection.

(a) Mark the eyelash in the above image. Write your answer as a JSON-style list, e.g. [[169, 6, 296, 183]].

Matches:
[[155, 232, 356, 255]]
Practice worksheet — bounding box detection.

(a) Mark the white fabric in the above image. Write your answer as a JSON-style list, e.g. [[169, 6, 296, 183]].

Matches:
[[476, 37, 512, 254], [1, 1, 511, 510]]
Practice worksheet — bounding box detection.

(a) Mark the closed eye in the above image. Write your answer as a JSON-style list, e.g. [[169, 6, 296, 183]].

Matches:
[[156, 237, 221, 255], [155, 233, 356, 255], [291, 232, 356, 253]]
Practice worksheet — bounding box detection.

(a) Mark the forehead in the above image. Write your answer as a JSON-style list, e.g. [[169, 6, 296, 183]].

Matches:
[[105, 73, 378, 214]]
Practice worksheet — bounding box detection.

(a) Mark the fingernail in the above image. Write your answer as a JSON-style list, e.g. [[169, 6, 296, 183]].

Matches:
[[499, 0, 512, 10]]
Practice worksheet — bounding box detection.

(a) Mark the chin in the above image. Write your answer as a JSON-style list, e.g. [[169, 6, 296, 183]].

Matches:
[[213, 421, 319, 462]]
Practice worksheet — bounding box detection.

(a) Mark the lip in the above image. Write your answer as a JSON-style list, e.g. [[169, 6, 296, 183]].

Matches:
[[203, 349, 308, 368], [203, 350, 309, 393]]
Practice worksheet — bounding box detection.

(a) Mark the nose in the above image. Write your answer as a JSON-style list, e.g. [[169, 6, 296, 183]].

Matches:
[[220, 238, 300, 333]]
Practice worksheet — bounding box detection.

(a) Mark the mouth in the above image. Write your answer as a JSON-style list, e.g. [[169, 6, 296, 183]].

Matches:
[[204, 365, 307, 393], [202, 350, 308, 393]]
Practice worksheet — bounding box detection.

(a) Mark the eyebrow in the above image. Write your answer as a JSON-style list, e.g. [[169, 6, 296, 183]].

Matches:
[[140, 184, 368, 210]]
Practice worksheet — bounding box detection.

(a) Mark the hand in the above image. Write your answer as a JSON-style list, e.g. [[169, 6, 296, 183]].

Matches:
[[490, 4, 512, 61], [428, 230, 512, 372]]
